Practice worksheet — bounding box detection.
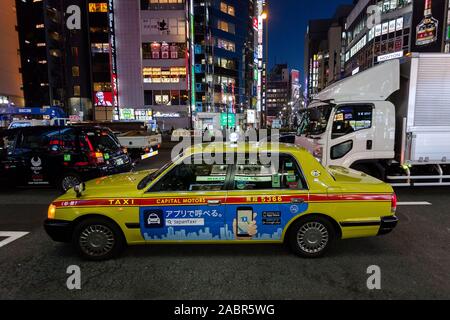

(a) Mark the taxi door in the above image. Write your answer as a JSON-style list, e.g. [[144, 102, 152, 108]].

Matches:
[[226, 153, 309, 241], [139, 154, 230, 241]]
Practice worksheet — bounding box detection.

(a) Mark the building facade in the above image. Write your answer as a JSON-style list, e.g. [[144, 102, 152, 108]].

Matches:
[[343, 0, 450, 76], [266, 63, 289, 126], [191, 0, 257, 131], [304, 5, 353, 100], [0, 0, 24, 107], [15, 0, 117, 121]]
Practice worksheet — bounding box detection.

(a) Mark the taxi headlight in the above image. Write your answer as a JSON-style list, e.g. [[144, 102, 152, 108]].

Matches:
[[48, 204, 56, 219]]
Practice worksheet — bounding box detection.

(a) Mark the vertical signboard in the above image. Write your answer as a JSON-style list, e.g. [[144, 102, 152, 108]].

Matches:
[[411, 0, 447, 52], [108, 0, 119, 118]]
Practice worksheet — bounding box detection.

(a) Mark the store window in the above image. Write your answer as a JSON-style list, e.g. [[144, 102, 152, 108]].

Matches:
[[142, 42, 186, 59], [73, 86, 80, 97], [146, 90, 188, 106], [218, 20, 235, 34], [72, 66, 79, 77], [91, 43, 109, 53], [143, 67, 187, 83], [220, 2, 235, 16], [141, 18, 185, 36], [89, 3, 107, 12], [141, 0, 185, 10], [217, 38, 235, 52]]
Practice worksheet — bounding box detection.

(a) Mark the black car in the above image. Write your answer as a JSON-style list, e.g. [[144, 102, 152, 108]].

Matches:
[[0, 126, 132, 191]]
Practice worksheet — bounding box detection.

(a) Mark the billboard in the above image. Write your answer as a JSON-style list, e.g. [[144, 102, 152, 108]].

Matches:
[[411, 0, 447, 52], [291, 70, 301, 102], [94, 91, 113, 107]]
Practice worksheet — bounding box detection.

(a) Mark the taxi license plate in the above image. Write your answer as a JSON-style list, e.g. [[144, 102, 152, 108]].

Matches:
[[115, 158, 124, 166]]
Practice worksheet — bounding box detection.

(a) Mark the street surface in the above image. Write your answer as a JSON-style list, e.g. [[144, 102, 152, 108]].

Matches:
[[0, 146, 449, 299]]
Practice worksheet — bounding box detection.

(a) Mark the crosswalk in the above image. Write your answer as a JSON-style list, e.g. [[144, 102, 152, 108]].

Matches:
[[0, 232, 29, 248]]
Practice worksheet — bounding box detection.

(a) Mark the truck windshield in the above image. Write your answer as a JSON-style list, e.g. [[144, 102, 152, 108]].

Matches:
[[296, 105, 332, 136]]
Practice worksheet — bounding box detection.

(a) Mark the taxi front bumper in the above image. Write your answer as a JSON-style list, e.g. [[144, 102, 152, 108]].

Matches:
[[44, 219, 73, 243]]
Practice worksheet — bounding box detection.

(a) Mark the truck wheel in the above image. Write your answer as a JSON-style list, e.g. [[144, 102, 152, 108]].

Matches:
[[59, 173, 82, 192], [288, 216, 336, 258], [72, 217, 125, 261]]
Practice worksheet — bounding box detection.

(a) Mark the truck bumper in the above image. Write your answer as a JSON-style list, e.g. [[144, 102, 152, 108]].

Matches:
[[44, 219, 73, 243], [377, 215, 398, 235]]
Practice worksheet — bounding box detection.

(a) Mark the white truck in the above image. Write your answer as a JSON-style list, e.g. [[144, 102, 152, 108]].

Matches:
[[116, 130, 161, 160], [295, 53, 450, 186]]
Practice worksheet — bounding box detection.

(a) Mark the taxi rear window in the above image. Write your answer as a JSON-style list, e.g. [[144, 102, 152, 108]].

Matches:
[[84, 129, 120, 153], [233, 154, 307, 190]]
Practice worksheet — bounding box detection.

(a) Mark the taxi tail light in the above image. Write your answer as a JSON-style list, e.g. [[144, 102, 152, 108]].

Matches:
[[391, 193, 397, 213], [89, 151, 105, 164], [84, 135, 104, 164]]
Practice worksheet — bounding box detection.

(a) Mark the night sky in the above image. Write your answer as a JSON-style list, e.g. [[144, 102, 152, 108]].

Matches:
[[268, 0, 354, 75]]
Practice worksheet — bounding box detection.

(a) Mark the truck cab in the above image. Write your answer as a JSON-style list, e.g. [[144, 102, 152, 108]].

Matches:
[[296, 60, 399, 179], [296, 53, 450, 186]]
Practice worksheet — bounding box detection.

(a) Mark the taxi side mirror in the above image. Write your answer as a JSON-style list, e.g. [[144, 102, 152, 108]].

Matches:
[[74, 183, 85, 198]]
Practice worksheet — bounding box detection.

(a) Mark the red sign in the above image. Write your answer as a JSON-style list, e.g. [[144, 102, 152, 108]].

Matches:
[[94, 91, 113, 107]]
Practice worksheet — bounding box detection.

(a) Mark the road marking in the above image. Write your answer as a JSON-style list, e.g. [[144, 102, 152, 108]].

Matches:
[[397, 202, 432, 206], [0, 232, 29, 248]]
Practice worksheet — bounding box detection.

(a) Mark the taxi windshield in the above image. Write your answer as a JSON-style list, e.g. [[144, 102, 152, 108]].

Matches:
[[137, 153, 182, 190]]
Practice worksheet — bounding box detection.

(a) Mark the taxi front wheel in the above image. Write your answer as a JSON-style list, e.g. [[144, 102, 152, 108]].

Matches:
[[72, 217, 125, 261], [288, 216, 336, 258]]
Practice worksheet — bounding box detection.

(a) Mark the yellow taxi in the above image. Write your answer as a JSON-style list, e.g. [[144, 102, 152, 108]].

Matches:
[[44, 142, 398, 260]]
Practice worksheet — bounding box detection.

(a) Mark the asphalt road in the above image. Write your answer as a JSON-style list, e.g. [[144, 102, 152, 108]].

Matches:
[[0, 148, 449, 299]]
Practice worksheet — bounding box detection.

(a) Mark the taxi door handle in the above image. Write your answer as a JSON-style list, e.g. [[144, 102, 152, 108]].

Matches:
[[291, 198, 305, 204], [207, 200, 222, 206]]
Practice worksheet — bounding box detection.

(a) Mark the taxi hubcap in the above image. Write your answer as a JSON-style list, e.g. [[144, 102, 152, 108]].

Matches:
[[297, 222, 329, 254], [79, 225, 115, 257]]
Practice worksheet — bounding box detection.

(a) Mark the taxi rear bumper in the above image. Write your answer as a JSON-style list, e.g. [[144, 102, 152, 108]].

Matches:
[[377, 216, 398, 235], [44, 219, 73, 243]]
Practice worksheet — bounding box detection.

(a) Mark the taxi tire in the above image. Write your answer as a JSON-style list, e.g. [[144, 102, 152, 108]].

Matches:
[[288, 216, 336, 258], [72, 217, 125, 261]]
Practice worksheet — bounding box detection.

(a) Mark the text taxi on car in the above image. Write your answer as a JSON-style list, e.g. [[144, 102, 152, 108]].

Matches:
[[44, 141, 398, 260]]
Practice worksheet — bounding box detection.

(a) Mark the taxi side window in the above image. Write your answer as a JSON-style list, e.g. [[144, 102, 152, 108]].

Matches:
[[151, 156, 229, 192], [17, 129, 61, 153], [0, 132, 16, 156], [233, 154, 307, 190]]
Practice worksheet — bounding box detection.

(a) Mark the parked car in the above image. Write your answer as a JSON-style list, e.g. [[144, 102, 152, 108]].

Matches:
[[0, 126, 132, 191]]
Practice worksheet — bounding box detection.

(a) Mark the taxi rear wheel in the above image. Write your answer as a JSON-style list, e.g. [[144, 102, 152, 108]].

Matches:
[[288, 216, 336, 258], [72, 217, 125, 261]]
